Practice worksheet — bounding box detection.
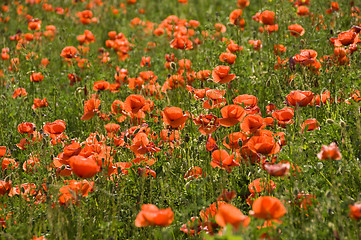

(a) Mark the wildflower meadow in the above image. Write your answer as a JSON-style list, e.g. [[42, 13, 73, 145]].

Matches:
[[0, 0, 361, 239]]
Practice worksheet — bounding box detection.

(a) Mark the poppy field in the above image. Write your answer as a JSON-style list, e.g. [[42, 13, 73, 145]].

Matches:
[[1, 0, 361, 239]]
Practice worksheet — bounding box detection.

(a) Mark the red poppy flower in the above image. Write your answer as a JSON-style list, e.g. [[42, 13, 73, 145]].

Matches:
[[233, 94, 258, 108], [203, 89, 227, 109], [272, 107, 294, 127], [184, 166, 204, 180], [301, 119, 319, 133], [349, 203, 361, 220], [297, 6, 309, 16], [0, 180, 11, 196], [274, 45, 287, 55], [211, 149, 240, 173], [124, 95, 146, 114], [81, 95, 101, 120], [249, 40, 262, 50], [317, 142, 341, 160], [229, 9, 245, 29], [161, 107, 188, 129], [30, 72, 44, 82], [240, 114, 265, 134], [170, 36, 193, 50], [217, 189, 237, 202], [193, 114, 219, 135], [264, 162, 290, 176], [32, 98, 48, 110], [60, 46, 78, 59], [93, 81, 110, 91], [1, 158, 18, 170], [292, 49, 318, 66], [244, 132, 280, 156], [43, 120, 66, 135], [12, 88, 28, 99], [135, 204, 174, 227], [215, 23, 226, 33], [212, 65, 236, 84], [215, 203, 250, 229], [223, 132, 247, 150], [288, 24, 305, 37], [250, 196, 286, 220], [69, 155, 100, 178], [17, 122, 36, 134], [332, 30, 359, 47], [286, 91, 314, 107], [260, 10, 275, 25], [219, 52, 236, 64], [219, 105, 246, 127], [248, 178, 276, 195]]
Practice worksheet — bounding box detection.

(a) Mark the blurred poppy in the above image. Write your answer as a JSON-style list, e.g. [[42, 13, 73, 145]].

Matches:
[[12, 88, 28, 99], [18, 122, 36, 134], [317, 142, 341, 160], [215, 203, 250, 230], [219, 52, 236, 64], [93, 81, 110, 91], [32, 98, 48, 110], [60, 46, 78, 59], [217, 189, 237, 202], [260, 10, 275, 25], [184, 166, 204, 180], [135, 204, 174, 227], [249, 40, 262, 50], [264, 162, 290, 177], [288, 24, 305, 37], [349, 203, 361, 220], [170, 36, 193, 50], [301, 119, 319, 133], [0, 180, 11, 195], [229, 9, 245, 29], [30, 72, 44, 82], [250, 196, 286, 220]]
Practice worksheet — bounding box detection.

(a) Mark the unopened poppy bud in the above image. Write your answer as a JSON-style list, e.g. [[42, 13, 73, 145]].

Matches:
[[238, 138, 243, 148], [326, 119, 334, 124], [1, 95, 5, 100], [184, 134, 190, 143], [340, 120, 347, 128], [185, 181, 191, 190], [170, 62, 176, 70], [226, 22, 234, 27]]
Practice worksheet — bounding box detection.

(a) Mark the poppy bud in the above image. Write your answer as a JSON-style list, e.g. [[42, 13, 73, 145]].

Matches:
[[238, 138, 243, 148], [326, 119, 335, 124], [340, 120, 347, 128], [184, 134, 190, 143], [226, 22, 234, 27]]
